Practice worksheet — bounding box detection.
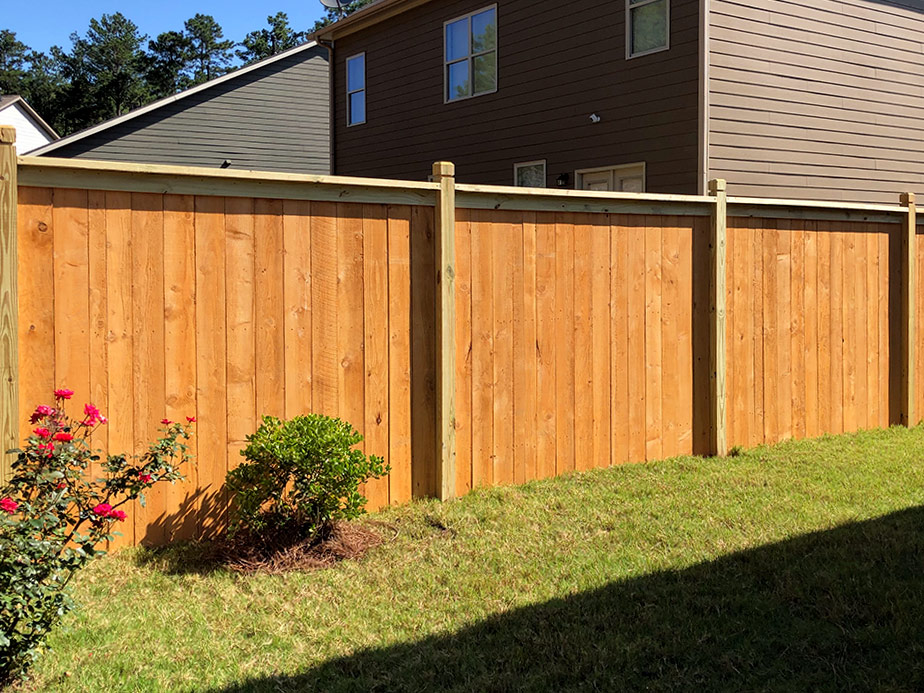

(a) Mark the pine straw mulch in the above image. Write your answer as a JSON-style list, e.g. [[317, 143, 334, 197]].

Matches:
[[215, 521, 393, 575]]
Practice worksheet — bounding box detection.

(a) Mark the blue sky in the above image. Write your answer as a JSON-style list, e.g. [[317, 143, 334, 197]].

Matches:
[[5, 1, 328, 57]]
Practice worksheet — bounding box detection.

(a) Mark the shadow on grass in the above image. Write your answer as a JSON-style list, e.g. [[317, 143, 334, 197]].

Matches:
[[204, 506, 924, 692]]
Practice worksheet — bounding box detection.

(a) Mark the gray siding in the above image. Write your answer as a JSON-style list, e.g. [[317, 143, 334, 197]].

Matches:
[[708, 0, 924, 203], [333, 0, 701, 193], [48, 47, 330, 174]]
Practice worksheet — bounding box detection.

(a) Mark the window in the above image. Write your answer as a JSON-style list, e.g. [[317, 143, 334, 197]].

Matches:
[[514, 160, 546, 188], [347, 53, 366, 126], [627, 0, 669, 58], [445, 6, 497, 102]]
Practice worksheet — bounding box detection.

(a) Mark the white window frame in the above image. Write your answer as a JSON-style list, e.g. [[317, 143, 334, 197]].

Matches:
[[626, 0, 670, 60], [575, 163, 647, 192], [443, 4, 498, 104], [346, 52, 366, 127], [514, 160, 547, 188]]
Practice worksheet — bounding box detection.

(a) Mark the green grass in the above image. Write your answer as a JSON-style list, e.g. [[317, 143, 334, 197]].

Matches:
[[18, 426, 924, 692]]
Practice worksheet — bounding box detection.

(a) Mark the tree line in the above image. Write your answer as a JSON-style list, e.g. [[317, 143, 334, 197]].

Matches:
[[0, 3, 371, 137]]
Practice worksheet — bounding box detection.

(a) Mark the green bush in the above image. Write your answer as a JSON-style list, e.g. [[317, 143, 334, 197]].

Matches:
[[226, 415, 389, 541], [0, 390, 193, 686]]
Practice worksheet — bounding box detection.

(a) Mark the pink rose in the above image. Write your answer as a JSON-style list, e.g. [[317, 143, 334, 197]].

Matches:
[[37, 442, 54, 456], [138, 472, 153, 484], [30, 405, 55, 424], [54, 388, 74, 400], [33, 427, 51, 439], [53, 432, 73, 442], [92, 503, 112, 517], [83, 403, 106, 426], [0, 498, 18, 514]]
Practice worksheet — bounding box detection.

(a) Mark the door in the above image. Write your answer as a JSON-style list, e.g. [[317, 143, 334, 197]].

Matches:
[[578, 164, 645, 192]]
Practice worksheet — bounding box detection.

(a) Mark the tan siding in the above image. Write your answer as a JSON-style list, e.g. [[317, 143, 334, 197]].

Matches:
[[334, 0, 701, 193], [709, 0, 924, 203]]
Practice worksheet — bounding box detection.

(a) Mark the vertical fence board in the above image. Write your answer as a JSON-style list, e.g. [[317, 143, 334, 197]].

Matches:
[[253, 199, 285, 420], [387, 208, 412, 504], [803, 222, 819, 438], [363, 205, 390, 509], [515, 214, 538, 482], [337, 205, 366, 462], [830, 227, 845, 433], [554, 214, 575, 474], [225, 197, 256, 472], [535, 214, 556, 480], [104, 194, 134, 548], [454, 211, 473, 495], [644, 217, 663, 460], [627, 219, 647, 462], [790, 224, 806, 440], [611, 215, 630, 464], [843, 230, 859, 433], [310, 202, 338, 418], [131, 193, 166, 545], [471, 209, 494, 487], [163, 194, 197, 541], [283, 200, 312, 420], [17, 187, 54, 444], [573, 216, 593, 471], [194, 195, 227, 536], [661, 219, 682, 458], [591, 216, 611, 469], [492, 215, 514, 484]]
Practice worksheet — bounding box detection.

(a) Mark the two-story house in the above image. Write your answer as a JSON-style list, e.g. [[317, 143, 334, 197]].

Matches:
[[315, 0, 924, 203]]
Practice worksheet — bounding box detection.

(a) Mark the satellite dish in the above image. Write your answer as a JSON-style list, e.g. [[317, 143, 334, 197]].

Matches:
[[320, 0, 347, 17]]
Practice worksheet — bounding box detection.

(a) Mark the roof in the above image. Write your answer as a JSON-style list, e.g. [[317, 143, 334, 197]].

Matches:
[[0, 95, 59, 140], [31, 40, 320, 156], [312, 0, 435, 41]]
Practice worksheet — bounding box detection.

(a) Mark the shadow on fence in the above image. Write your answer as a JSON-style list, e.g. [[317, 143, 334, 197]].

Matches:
[[202, 505, 924, 692]]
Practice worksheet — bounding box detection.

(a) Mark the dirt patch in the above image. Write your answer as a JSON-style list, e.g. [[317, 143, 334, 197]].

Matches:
[[219, 521, 388, 575]]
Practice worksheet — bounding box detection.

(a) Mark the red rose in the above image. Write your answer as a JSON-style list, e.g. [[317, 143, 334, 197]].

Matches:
[[54, 388, 75, 400], [0, 498, 18, 514], [92, 503, 112, 517], [186, 416, 196, 423], [55, 482, 67, 490], [161, 419, 173, 425], [139, 473, 153, 484], [33, 427, 51, 439], [109, 510, 127, 522], [30, 405, 55, 424], [53, 432, 73, 442]]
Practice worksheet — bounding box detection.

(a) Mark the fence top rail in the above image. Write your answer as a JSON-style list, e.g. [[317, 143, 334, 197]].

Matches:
[[727, 195, 906, 216], [17, 155, 441, 207]]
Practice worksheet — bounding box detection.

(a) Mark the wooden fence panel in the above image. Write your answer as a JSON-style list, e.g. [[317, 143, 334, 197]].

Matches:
[[453, 211, 701, 491], [725, 218, 893, 449], [16, 187, 417, 543]]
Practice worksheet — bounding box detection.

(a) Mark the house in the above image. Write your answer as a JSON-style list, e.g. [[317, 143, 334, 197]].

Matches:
[[32, 42, 331, 174], [0, 96, 58, 154], [315, 0, 924, 203]]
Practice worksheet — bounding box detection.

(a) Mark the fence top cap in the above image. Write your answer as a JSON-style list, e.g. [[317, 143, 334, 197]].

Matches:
[[432, 161, 455, 178]]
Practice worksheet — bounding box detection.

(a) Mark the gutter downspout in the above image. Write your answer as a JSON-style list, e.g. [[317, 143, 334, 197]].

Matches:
[[319, 38, 336, 176]]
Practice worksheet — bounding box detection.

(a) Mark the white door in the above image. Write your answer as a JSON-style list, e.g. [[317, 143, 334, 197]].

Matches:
[[579, 165, 645, 192]]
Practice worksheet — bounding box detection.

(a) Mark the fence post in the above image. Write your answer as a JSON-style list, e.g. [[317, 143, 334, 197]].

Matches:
[[900, 192, 916, 427], [0, 127, 18, 484], [433, 162, 456, 500], [708, 179, 728, 456]]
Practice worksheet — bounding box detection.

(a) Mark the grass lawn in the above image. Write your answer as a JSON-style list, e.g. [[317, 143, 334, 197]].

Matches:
[[18, 426, 924, 692]]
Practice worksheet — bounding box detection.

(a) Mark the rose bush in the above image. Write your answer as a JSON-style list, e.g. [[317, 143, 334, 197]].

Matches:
[[0, 390, 194, 686]]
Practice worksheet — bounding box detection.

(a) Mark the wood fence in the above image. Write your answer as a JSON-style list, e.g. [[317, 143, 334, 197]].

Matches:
[[0, 125, 919, 546]]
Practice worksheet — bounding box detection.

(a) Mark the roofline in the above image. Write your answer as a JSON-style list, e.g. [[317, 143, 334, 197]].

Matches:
[[30, 40, 320, 156], [0, 96, 59, 140], [312, 0, 435, 41]]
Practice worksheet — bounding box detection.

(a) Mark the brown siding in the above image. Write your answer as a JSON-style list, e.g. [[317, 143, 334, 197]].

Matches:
[[334, 0, 701, 193], [709, 0, 924, 203]]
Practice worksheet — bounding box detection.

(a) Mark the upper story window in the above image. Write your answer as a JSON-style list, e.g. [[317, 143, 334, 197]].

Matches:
[[627, 0, 669, 58], [445, 6, 497, 103], [515, 160, 546, 188], [347, 53, 366, 126]]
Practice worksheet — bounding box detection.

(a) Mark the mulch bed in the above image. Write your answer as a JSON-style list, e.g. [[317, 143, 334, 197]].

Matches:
[[217, 521, 388, 575]]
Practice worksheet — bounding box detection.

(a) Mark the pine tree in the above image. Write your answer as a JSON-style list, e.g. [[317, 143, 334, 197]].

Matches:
[[184, 14, 234, 84], [238, 12, 305, 65], [147, 31, 193, 98]]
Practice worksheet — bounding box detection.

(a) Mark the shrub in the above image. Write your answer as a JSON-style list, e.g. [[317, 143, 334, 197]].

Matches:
[[0, 391, 194, 687], [226, 415, 389, 542]]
